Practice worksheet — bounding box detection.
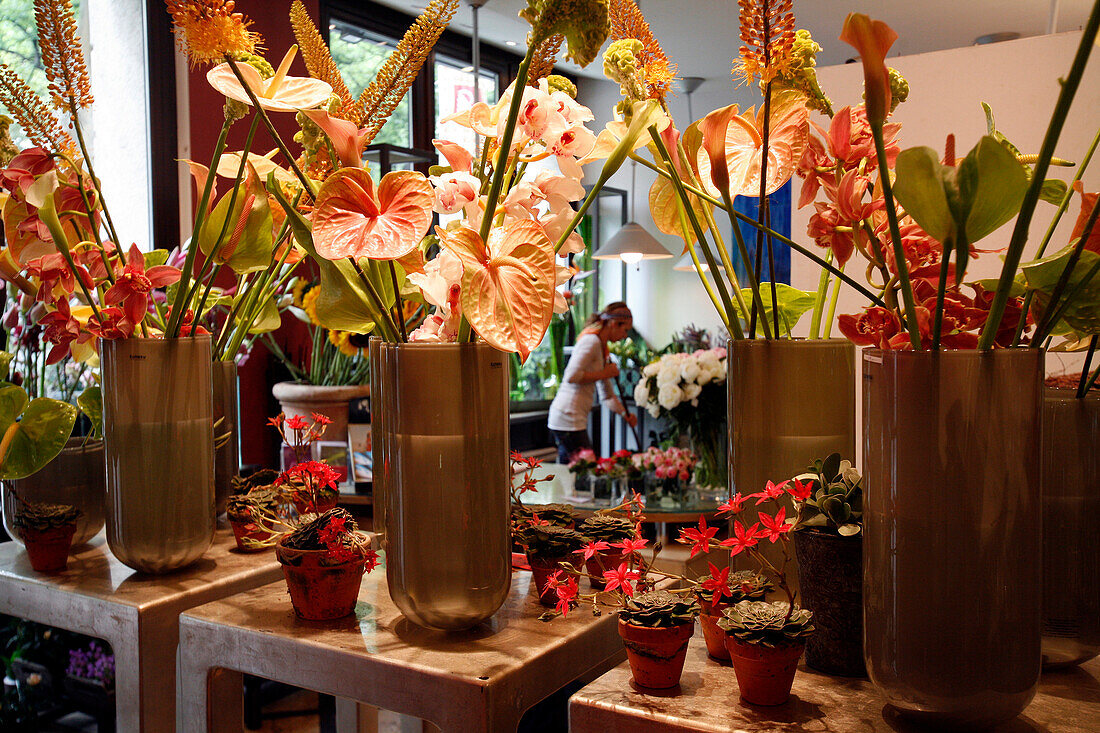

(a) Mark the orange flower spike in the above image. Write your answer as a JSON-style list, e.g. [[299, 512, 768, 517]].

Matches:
[[839, 13, 898, 126]]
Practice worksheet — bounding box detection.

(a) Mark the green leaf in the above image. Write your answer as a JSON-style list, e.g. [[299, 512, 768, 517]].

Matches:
[[0, 383, 29, 429], [893, 146, 955, 243], [837, 523, 861, 537], [0, 351, 12, 381], [733, 283, 815, 336], [268, 176, 386, 334], [1023, 245, 1100, 335], [957, 136, 1028, 244], [77, 386, 102, 439], [243, 294, 282, 334], [143, 249, 169, 268], [198, 164, 275, 274], [1041, 178, 1069, 205], [0, 397, 77, 480]]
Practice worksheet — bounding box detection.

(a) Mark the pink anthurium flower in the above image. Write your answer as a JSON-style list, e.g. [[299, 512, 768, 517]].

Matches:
[[436, 219, 556, 361], [432, 139, 474, 174], [103, 244, 182, 325], [840, 13, 898, 126], [301, 110, 368, 168], [312, 168, 434, 261], [206, 45, 332, 113]]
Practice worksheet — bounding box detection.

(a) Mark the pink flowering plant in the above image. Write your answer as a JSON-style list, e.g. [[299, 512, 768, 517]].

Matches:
[[567, 448, 598, 477]]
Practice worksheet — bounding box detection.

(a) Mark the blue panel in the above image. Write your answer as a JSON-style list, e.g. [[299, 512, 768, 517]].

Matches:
[[730, 180, 792, 286]]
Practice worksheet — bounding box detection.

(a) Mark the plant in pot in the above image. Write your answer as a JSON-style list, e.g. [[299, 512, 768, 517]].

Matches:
[[578, 513, 638, 589], [225, 488, 291, 552], [275, 508, 378, 620], [694, 567, 772, 661], [63, 640, 115, 721], [518, 523, 589, 606], [13, 500, 82, 573], [617, 590, 701, 689], [268, 412, 341, 513], [789, 453, 865, 677], [568, 449, 598, 496]]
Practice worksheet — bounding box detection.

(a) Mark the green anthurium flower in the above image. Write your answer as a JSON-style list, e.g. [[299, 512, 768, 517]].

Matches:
[[893, 135, 1029, 284], [1023, 245, 1100, 336], [732, 283, 816, 337], [0, 383, 78, 481]]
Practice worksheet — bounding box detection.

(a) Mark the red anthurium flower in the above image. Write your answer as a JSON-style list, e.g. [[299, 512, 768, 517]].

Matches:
[[103, 244, 181, 325], [758, 508, 792, 543], [86, 307, 135, 340], [840, 13, 898, 126], [700, 562, 732, 602], [720, 520, 762, 557], [717, 493, 746, 515], [748, 480, 789, 506], [614, 537, 648, 556], [788, 478, 813, 502], [678, 515, 718, 558], [603, 562, 641, 597], [574, 540, 611, 562]]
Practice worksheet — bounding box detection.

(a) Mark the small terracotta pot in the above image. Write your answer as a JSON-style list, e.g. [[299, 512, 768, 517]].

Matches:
[[725, 636, 805, 705], [618, 619, 694, 689], [276, 541, 366, 620], [228, 514, 273, 552], [697, 598, 731, 661], [21, 524, 77, 573], [527, 555, 568, 606], [291, 490, 339, 516], [586, 549, 623, 589]]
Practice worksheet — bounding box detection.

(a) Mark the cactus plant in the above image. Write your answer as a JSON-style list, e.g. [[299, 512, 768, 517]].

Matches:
[[619, 590, 700, 628], [718, 600, 815, 647], [520, 524, 588, 560], [793, 452, 863, 536]]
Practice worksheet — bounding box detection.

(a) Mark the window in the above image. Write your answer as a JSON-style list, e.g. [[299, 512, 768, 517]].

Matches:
[[328, 18, 412, 149]]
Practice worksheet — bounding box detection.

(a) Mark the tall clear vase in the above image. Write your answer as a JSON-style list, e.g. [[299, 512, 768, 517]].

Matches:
[[102, 336, 215, 574], [371, 341, 510, 630], [863, 349, 1042, 727]]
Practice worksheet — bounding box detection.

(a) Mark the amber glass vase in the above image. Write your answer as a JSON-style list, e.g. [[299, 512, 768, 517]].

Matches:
[[102, 336, 215, 574], [212, 360, 239, 516], [1042, 387, 1100, 668], [863, 349, 1042, 728], [371, 341, 510, 630]]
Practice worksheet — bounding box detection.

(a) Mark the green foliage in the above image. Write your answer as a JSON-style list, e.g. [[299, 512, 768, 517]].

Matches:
[[982, 102, 1069, 205], [580, 514, 634, 542], [76, 386, 101, 439], [523, 503, 577, 528], [1023, 245, 1100, 336], [733, 283, 816, 337], [0, 382, 77, 480], [717, 600, 815, 647], [619, 590, 699, 628], [226, 488, 284, 523], [520, 524, 587, 559], [793, 452, 863, 536]]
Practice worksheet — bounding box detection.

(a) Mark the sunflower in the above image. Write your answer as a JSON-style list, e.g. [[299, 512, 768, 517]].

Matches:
[[328, 329, 369, 358], [301, 285, 321, 326]]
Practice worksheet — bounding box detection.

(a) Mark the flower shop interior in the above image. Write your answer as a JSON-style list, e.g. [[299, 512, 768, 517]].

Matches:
[[1, 0, 1099, 731]]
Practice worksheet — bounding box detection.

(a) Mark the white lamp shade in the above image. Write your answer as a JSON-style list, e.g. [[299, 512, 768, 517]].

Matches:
[[591, 222, 674, 262], [673, 250, 725, 272]]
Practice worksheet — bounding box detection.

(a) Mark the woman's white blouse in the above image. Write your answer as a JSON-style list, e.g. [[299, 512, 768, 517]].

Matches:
[[547, 333, 624, 432]]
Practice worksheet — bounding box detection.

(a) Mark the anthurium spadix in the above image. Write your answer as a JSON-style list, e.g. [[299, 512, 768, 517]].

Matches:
[[312, 168, 434, 261], [438, 219, 556, 361], [892, 135, 1029, 284], [197, 163, 275, 273]]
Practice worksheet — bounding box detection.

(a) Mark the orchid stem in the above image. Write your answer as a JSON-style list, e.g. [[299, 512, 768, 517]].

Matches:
[[874, 125, 923, 350], [349, 258, 400, 342], [388, 261, 408, 342]]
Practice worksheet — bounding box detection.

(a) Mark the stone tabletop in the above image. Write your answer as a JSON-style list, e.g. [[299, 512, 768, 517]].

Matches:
[[177, 567, 626, 731], [569, 630, 1100, 732]]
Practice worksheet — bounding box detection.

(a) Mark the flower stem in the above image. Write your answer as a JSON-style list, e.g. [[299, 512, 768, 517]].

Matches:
[[349, 258, 400, 342], [69, 101, 122, 249], [388, 261, 408, 342], [1078, 335, 1098, 398], [823, 262, 845, 338], [809, 252, 833, 338], [1033, 194, 1100, 343]]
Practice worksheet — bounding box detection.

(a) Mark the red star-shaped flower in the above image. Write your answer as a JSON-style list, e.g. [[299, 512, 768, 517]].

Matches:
[[699, 562, 732, 602], [759, 507, 792, 543], [748, 480, 790, 506], [602, 562, 641, 597], [613, 537, 648, 556], [574, 540, 611, 562], [717, 493, 746, 515], [555, 575, 579, 616], [678, 515, 718, 558], [788, 478, 813, 502], [719, 520, 762, 556]]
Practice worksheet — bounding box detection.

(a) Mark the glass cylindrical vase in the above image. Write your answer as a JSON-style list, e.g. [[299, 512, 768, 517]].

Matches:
[[212, 360, 239, 516], [102, 336, 215, 574], [863, 349, 1042, 727], [371, 341, 511, 631], [1041, 386, 1100, 668], [3, 437, 106, 546]]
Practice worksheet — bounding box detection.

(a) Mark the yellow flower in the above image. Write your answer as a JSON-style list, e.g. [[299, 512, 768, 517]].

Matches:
[[166, 1, 263, 68], [302, 284, 321, 325], [328, 329, 367, 358]]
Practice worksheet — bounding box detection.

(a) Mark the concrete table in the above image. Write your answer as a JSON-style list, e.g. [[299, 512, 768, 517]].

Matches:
[[0, 530, 283, 732], [177, 568, 626, 732], [569, 629, 1100, 732]]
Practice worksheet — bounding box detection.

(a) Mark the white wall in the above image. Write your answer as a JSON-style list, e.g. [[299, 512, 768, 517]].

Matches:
[[578, 30, 1100, 364]]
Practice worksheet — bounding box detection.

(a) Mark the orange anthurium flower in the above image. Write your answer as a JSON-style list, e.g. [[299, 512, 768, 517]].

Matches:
[[312, 168, 434, 261], [696, 91, 809, 198], [839, 13, 898, 126], [437, 219, 556, 361], [206, 45, 332, 113], [301, 110, 368, 168]]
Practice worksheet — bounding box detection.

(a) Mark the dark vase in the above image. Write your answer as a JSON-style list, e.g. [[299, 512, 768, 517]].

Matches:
[[792, 528, 864, 677], [863, 349, 1042, 728], [1041, 387, 1100, 668], [3, 437, 105, 546]]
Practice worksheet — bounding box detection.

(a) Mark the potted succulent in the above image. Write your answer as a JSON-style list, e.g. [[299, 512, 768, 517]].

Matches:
[[617, 590, 700, 689], [579, 514, 637, 588], [791, 453, 865, 676], [524, 504, 577, 529], [268, 413, 342, 514], [13, 500, 82, 573], [519, 524, 589, 606], [275, 508, 378, 620], [694, 568, 772, 661], [225, 488, 289, 552]]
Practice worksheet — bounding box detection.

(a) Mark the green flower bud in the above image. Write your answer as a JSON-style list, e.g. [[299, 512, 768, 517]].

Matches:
[[888, 67, 909, 112], [545, 74, 577, 98], [231, 52, 275, 80], [773, 29, 833, 117], [603, 39, 646, 102], [521, 0, 610, 68], [224, 99, 248, 124]]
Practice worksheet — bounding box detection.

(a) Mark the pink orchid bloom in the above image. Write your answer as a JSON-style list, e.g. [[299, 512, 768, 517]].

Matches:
[[25, 253, 93, 303], [429, 171, 481, 215], [432, 139, 474, 174], [537, 78, 594, 127], [207, 45, 332, 113], [103, 244, 181, 325], [39, 298, 91, 364], [86, 306, 135, 340], [406, 247, 463, 309], [503, 170, 585, 219], [312, 169, 434, 261]]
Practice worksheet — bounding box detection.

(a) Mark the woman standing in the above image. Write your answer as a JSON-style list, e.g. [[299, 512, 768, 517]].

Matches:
[[547, 302, 639, 464]]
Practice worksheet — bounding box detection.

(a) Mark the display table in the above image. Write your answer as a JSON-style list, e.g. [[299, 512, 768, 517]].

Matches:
[[0, 530, 283, 732], [569, 629, 1100, 732], [176, 568, 626, 732]]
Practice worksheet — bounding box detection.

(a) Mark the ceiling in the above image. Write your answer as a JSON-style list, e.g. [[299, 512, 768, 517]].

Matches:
[[374, 0, 1094, 82]]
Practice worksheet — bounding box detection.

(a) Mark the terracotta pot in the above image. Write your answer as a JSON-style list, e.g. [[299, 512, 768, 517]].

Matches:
[[372, 341, 510, 631], [272, 382, 369, 486], [863, 349, 1042, 727], [585, 550, 622, 590], [227, 514, 273, 552], [617, 619, 694, 689], [3, 437, 105, 547], [1042, 387, 1100, 668], [276, 540, 366, 620], [699, 611, 730, 661], [792, 529, 865, 677], [20, 524, 77, 573], [725, 636, 805, 706], [527, 555, 568, 606]]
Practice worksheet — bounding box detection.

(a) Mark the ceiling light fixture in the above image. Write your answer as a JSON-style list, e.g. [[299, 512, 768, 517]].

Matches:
[[592, 161, 673, 264]]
